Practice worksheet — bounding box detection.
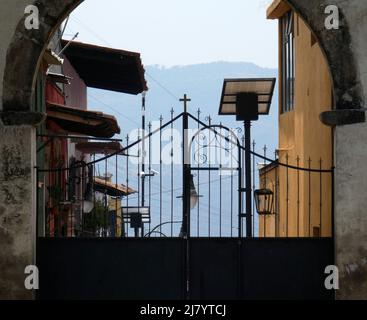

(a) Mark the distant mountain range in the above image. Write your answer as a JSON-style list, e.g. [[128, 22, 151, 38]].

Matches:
[[88, 61, 279, 154], [88, 61, 279, 236]]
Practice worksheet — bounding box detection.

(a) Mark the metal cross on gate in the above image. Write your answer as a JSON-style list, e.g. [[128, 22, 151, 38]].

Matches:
[[180, 94, 191, 113]]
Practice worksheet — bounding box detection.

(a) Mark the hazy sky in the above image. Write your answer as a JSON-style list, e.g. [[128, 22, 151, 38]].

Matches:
[[64, 0, 278, 68]]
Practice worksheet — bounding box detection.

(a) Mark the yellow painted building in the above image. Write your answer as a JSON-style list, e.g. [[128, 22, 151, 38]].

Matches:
[[109, 198, 123, 237], [258, 0, 333, 238]]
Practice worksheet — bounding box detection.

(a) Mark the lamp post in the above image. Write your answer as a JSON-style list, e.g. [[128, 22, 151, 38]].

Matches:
[[218, 78, 276, 237], [141, 91, 146, 237]]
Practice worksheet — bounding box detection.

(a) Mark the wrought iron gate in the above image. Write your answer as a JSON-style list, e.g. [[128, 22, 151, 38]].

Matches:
[[36, 107, 334, 300]]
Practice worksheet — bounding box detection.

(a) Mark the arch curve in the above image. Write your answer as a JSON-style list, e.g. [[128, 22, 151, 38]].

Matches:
[[286, 0, 365, 124], [1, 0, 83, 124], [1, 0, 364, 125]]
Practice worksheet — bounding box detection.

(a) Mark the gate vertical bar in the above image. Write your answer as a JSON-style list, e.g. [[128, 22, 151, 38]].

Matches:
[[104, 158, 108, 237], [263, 145, 267, 238], [297, 156, 300, 237], [136, 135, 141, 238], [197, 109, 201, 237], [244, 120, 252, 237], [115, 153, 118, 237], [230, 138, 234, 238], [181, 96, 191, 238], [180, 94, 191, 300], [240, 135, 245, 238], [126, 135, 129, 237], [319, 158, 323, 237], [208, 116, 212, 237], [308, 157, 312, 237], [171, 109, 174, 237], [331, 166, 335, 238], [237, 136, 243, 298], [81, 163, 85, 235], [219, 125, 223, 237], [286, 153, 289, 237], [93, 154, 96, 237], [252, 140, 256, 237], [275, 151, 279, 237], [148, 122, 152, 234], [36, 166, 39, 237], [159, 115, 163, 237]]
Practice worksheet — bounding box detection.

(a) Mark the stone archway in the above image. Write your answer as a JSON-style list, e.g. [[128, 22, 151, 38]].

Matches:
[[1, 0, 83, 125], [1, 0, 365, 125], [1, 0, 367, 300]]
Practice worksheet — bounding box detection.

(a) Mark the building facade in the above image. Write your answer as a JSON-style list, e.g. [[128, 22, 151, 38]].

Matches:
[[258, 0, 333, 238], [35, 35, 146, 239]]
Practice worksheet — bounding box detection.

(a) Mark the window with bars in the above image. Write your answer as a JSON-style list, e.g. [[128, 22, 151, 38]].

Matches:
[[281, 11, 295, 113]]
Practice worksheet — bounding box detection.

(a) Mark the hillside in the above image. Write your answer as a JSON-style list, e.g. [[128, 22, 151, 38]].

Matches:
[[88, 61, 278, 153]]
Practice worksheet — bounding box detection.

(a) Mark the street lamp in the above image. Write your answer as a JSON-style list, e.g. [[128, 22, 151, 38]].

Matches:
[[219, 78, 276, 237], [177, 174, 203, 210], [254, 188, 274, 215]]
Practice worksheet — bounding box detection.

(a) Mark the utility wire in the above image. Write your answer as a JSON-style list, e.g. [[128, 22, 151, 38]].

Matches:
[[88, 93, 140, 127]]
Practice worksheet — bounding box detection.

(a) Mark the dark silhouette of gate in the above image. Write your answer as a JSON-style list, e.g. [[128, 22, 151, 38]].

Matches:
[[37, 237, 333, 300], [36, 109, 335, 300]]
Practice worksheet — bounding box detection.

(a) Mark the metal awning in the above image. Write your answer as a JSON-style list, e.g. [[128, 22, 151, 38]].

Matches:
[[46, 102, 120, 138], [61, 40, 148, 95], [93, 177, 136, 197], [43, 49, 64, 66], [46, 72, 72, 85], [76, 141, 124, 155]]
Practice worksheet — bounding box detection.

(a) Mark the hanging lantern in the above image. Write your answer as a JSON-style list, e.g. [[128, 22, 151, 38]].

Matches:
[[254, 188, 274, 215], [189, 174, 203, 210], [177, 174, 203, 210]]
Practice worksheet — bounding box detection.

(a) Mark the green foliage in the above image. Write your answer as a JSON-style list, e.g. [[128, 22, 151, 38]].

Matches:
[[84, 200, 109, 231]]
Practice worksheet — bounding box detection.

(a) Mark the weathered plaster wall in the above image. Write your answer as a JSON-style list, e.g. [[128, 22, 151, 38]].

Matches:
[[0, 0, 43, 300], [0, 0, 30, 112], [320, 0, 367, 300], [0, 0, 82, 299], [335, 1, 367, 299], [0, 126, 36, 299], [335, 122, 367, 299], [331, 2, 367, 298]]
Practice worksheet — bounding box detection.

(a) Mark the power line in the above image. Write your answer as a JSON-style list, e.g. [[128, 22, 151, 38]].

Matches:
[[70, 16, 111, 46], [88, 93, 140, 128], [127, 175, 233, 201], [145, 73, 179, 102]]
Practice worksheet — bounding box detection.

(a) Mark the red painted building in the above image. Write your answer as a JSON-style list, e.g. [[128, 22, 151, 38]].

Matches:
[[35, 39, 147, 237]]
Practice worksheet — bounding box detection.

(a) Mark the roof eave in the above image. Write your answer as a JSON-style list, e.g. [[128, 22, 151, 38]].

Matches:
[[267, 0, 291, 20]]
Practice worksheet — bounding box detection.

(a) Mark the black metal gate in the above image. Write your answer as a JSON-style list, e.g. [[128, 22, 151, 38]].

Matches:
[[37, 237, 334, 300], [36, 107, 335, 300]]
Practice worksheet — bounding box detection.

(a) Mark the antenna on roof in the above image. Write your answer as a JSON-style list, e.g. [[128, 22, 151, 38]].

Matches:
[[57, 32, 79, 56], [60, 16, 70, 39]]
